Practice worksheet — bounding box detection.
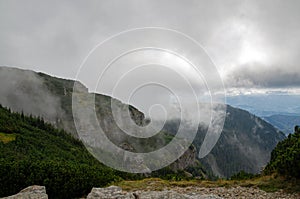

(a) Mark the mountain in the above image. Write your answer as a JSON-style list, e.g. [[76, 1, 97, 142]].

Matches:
[[227, 94, 300, 136], [163, 106, 285, 178], [0, 66, 168, 151], [203, 106, 285, 177], [0, 66, 285, 178], [263, 115, 300, 135]]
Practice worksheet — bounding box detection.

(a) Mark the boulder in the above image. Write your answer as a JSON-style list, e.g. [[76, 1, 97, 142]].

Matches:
[[2, 185, 48, 199], [87, 186, 135, 199]]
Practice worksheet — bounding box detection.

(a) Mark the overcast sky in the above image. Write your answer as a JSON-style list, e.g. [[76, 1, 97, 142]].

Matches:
[[1, 0, 300, 101]]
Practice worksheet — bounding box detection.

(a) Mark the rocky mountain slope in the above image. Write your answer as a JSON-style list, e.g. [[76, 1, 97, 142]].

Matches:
[[0, 66, 179, 152], [163, 106, 285, 178], [201, 106, 285, 177], [0, 66, 285, 178]]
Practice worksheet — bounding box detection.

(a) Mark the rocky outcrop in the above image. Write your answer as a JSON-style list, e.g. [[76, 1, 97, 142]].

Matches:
[[87, 186, 136, 199], [2, 185, 48, 199], [86, 186, 223, 199], [170, 145, 197, 171]]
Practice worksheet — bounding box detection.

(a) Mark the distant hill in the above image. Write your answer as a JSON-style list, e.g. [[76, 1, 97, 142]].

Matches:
[[263, 115, 300, 135], [227, 95, 300, 117]]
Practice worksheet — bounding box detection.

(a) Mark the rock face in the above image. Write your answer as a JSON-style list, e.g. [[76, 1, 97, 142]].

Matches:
[[2, 185, 48, 199], [86, 186, 223, 199], [170, 145, 197, 171], [199, 105, 285, 177]]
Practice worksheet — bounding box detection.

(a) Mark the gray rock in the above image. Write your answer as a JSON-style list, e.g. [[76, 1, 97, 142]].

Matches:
[[86, 186, 223, 199], [87, 186, 135, 199], [2, 185, 48, 199], [139, 191, 223, 199], [185, 194, 223, 199]]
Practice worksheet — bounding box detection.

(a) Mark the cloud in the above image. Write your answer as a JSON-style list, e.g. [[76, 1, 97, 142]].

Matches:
[[0, 0, 300, 100], [0, 67, 65, 122], [225, 62, 300, 88]]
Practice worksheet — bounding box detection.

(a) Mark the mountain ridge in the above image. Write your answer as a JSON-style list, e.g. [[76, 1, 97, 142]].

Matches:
[[0, 66, 285, 178]]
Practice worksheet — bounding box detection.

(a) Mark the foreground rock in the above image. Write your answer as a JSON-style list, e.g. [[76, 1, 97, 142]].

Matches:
[[2, 185, 48, 199], [2, 185, 299, 199], [174, 186, 300, 199], [87, 186, 222, 199], [87, 185, 300, 199], [87, 186, 135, 199]]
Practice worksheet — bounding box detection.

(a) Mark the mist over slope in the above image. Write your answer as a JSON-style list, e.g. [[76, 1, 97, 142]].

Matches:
[[163, 106, 285, 178], [200, 106, 285, 177], [0, 66, 202, 175], [0, 66, 285, 178]]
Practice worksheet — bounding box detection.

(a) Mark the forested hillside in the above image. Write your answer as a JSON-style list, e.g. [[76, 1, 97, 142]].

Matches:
[[0, 104, 207, 198], [0, 104, 124, 198]]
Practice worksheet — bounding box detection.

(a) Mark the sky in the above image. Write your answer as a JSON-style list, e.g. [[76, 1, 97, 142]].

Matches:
[[1, 0, 300, 116]]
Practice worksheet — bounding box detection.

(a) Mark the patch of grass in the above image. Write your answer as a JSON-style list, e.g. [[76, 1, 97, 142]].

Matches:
[[115, 175, 300, 194], [0, 132, 16, 143], [115, 178, 238, 191], [114, 178, 170, 191]]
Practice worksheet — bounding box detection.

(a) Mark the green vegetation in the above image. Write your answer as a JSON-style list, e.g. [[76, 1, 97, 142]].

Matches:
[[264, 127, 300, 179], [0, 104, 203, 198], [0, 104, 123, 198], [230, 170, 258, 180], [0, 132, 16, 143]]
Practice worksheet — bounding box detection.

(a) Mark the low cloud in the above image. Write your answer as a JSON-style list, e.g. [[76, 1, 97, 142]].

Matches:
[[0, 66, 65, 123]]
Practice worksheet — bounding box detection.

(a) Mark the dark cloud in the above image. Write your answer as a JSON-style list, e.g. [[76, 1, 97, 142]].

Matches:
[[226, 63, 300, 88]]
